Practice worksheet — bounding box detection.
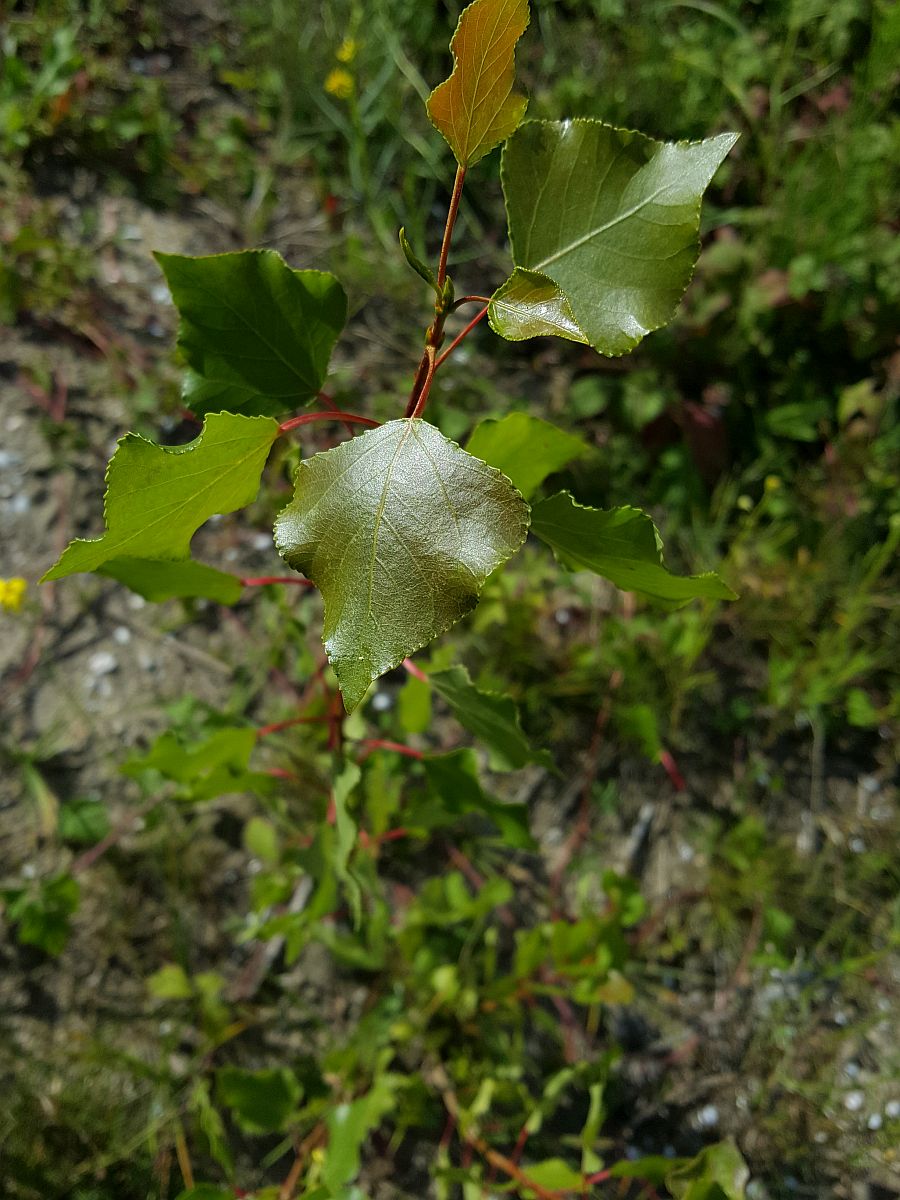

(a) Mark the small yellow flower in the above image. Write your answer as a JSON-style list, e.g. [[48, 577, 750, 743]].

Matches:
[[0, 577, 28, 612], [336, 37, 358, 64], [325, 67, 354, 100]]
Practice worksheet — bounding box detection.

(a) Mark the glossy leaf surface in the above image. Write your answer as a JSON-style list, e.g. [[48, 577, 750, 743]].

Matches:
[[427, 0, 529, 167], [274, 419, 528, 712], [98, 557, 243, 604], [531, 491, 735, 602], [430, 664, 551, 771], [495, 120, 738, 355], [156, 250, 347, 417], [42, 413, 279, 581], [488, 267, 588, 344], [466, 412, 589, 498]]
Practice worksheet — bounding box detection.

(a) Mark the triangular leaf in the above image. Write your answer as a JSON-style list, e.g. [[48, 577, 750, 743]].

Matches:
[[274, 419, 528, 712], [155, 250, 347, 417], [531, 491, 735, 602], [427, 0, 530, 167], [494, 120, 738, 355], [43, 412, 279, 582], [97, 557, 243, 604], [429, 664, 551, 771], [488, 267, 588, 344], [421, 748, 536, 847], [466, 412, 589, 499]]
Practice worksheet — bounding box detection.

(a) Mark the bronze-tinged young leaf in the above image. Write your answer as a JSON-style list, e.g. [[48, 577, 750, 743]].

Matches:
[[42, 412, 279, 581], [531, 492, 735, 603], [156, 250, 347, 418], [492, 120, 738, 355], [274, 419, 529, 712], [427, 0, 530, 167]]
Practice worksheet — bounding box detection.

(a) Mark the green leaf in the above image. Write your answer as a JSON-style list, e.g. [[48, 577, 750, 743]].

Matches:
[[421, 748, 536, 847], [42, 412, 279, 582], [427, 0, 530, 167], [121, 727, 261, 803], [488, 268, 588, 344], [493, 120, 738, 355], [58, 797, 110, 845], [97, 557, 243, 604], [531, 492, 735, 602], [155, 250, 347, 417], [466, 412, 589, 499], [274, 419, 529, 712], [333, 761, 363, 926], [215, 1066, 302, 1134], [666, 1140, 749, 1200], [429, 665, 551, 771], [323, 1076, 400, 1194], [523, 1159, 584, 1192], [147, 963, 193, 1000], [244, 816, 280, 864]]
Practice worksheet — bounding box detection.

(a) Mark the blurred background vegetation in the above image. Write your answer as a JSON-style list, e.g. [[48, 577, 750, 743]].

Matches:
[[1, 1, 898, 1198]]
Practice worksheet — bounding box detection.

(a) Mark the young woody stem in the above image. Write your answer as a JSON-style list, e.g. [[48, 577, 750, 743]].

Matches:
[[279, 411, 381, 435]]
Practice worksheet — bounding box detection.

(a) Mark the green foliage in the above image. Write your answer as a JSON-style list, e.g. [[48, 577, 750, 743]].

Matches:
[[156, 251, 347, 418], [43, 412, 279, 587], [274, 420, 530, 711], [531, 492, 735, 602], [465, 412, 589, 499], [429, 665, 550, 771], [216, 1066, 303, 1134], [3, 872, 80, 956], [492, 122, 737, 355]]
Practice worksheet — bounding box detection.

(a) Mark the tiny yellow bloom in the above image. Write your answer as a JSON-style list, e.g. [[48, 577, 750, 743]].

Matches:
[[325, 67, 354, 100], [0, 576, 28, 612], [336, 37, 358, 64]]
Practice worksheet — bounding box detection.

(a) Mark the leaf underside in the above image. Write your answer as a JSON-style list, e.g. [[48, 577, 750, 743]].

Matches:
[[273, 419, 529, 712], [156, 250, 347, 418], [98, 557, 243, 604], [427, 0, 530, 167], [42, 412, 279, 582], [530, 491, 736, 602], [492, 120, 738, 355]]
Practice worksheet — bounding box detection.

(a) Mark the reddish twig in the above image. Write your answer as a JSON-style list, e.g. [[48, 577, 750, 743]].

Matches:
[[434, 305, 489, 370], [256, 715, 330, 737], [659, 747, 686, 792], [402, 657, 429, 682], [240, 575, 316, 588], [357, 738, 424, 761], [437, 165, 467, 288], [278, 411, 381, 435]]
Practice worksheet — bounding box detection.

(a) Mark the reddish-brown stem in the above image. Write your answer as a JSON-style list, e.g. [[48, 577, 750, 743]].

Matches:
[[659, 747, 687, 792], [256, 715, 330, 737], [434, 305, 489, 370], [357, 738, 424, 761], [279, 411, 381, 435], [402, 657, 429, 682], [438, 165, 466, 287], [240, 575, 315, 588], [452, 294, 492, 310]]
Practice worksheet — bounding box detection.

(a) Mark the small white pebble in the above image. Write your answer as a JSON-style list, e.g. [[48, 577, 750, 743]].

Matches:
[[849, 836, 866, 853], [867, 1113, 883, 1131], [151, 283, 171, 305], [694, 1104, 719, 1128], [844, 1061, 860, 1079], [88, 650, 118, 675], [252, 533, 273, 551], [21, 863, 37, 879], [834, 1011, 848, 1026], [885, 1100, 900, 1119], [678, 842, 695, 862], [555, 608, 571, 625], [9, 494, 30, 514], [814, 1131, 827, 1143], [224, 548, 239, 562], [371, 691, 392, 712], [5, 415, 24, 432], [113, 626, 132, 645], [128, 593, 146, 610], [844, 1091, 864, 1112], [859, 775, 879, 794]]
